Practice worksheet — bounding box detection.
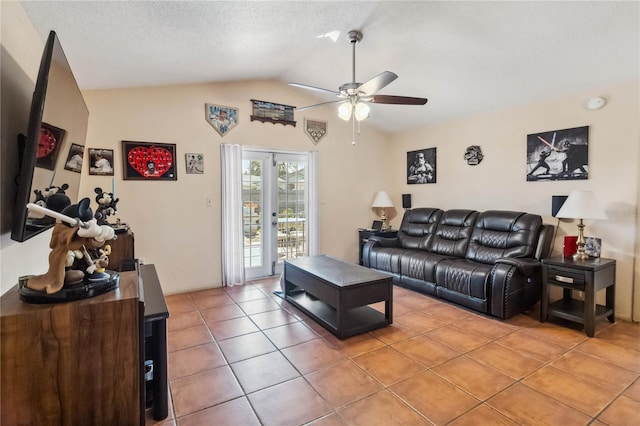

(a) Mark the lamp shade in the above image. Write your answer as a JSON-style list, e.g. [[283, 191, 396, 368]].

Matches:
[[555, 190, 607, 220], [338, 103, 352, 121], [372, 191, 393, 208], [354, 102, 370, 121]]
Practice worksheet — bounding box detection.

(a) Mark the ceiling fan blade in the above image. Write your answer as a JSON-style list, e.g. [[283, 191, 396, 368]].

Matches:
[[296, 99, 345, 112], [371, 95, 428, 105], [357, 71, 398, 96], [288, 82, 340, 96]]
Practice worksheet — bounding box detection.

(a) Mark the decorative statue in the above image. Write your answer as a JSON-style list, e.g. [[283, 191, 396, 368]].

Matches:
[[94, 187, 119, 225], [25, 197, 116, 294]]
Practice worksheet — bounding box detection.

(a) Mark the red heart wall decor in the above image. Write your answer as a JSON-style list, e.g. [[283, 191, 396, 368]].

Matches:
[[127, 146, 173, 177], [37, 128, 57, 158]]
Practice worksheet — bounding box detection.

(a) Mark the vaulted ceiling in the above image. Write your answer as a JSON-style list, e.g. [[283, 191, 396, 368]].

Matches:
[[20, 1, 639, 133]]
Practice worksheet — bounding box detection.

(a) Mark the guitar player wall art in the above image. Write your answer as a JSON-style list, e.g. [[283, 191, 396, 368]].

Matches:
[[121, 141, 177, 181]]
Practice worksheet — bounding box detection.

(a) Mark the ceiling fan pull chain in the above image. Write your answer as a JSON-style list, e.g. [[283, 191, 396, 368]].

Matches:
[[352, 115, 356, 145]]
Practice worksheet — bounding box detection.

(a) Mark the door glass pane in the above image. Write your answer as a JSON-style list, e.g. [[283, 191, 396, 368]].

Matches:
[[242, 159, 262, 268], [277, 159, 306, 263]]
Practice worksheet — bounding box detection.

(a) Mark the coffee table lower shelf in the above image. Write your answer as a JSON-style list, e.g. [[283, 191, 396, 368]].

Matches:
[[286, 291, 388, 339]]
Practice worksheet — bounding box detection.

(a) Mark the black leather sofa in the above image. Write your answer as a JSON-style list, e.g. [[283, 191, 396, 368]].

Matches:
[[362, 208, 554, 319]]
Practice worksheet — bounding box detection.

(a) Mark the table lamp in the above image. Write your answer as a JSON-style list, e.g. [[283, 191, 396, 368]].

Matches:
[[555, 190, 606, 260], [372, 191, 393, 230]]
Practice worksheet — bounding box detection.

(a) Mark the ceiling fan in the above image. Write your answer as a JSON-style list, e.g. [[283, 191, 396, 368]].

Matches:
[[289, 30, 428, 122]]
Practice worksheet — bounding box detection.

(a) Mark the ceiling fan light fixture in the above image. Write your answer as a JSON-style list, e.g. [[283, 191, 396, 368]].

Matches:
[[354, 102, 370, 121], [338, 103, 352, 121]]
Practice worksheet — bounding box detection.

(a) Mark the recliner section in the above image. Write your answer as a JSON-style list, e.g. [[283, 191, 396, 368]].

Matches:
[[362, 208, 554, 319]]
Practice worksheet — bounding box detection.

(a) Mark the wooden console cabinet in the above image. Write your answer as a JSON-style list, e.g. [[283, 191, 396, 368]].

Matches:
[[0, 264, 168, 425], [108, 228, 135, 271]]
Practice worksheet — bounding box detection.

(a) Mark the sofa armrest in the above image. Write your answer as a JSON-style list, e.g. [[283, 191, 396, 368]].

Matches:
[[491, 258, 542, 318], [495, 257, 541, 277], [362, 236, 399, 267], [368, 236, 400, 247]]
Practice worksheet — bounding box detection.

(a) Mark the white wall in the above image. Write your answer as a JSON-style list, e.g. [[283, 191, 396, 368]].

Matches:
[[390, 81, 640, 320], [78, 82, 392, 295]]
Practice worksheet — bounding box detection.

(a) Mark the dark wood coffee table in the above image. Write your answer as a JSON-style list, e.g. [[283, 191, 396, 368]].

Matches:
[[283, 255, 392, 339]]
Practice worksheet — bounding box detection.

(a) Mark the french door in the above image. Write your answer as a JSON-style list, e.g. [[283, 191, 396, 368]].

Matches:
[[243, 150, 310, 279]]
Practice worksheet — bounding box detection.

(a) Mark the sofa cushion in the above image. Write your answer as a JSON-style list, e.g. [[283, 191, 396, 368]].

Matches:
[[400, 251, 455, 283], [430, 209, 478, 256], [397, 208, 443, 250], [465, 211, 542, 264], [435, 259, 493, 312]]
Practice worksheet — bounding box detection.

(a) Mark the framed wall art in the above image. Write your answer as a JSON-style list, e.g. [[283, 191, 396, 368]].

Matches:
[[526, 125, 589, 182], [64, 143, 84, 173], [88, 148, 114, 176], [205, 103, 238, 137], [185, 153, 204, 174], [36, 122, 66, 170], [122, 141, 177, 180], [407, 148, 436, 184], [250, 99, 296, 127]]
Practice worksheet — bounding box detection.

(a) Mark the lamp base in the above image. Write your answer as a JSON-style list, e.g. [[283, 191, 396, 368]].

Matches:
[[573, 251, 590, 261], [380, 209, 389, 230]]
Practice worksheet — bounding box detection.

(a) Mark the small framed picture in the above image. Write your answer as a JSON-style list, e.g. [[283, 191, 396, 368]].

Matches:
[[407, 148, 436, 184], [205, 103, 238, 137], [88, 148, 114, 176], [122, 140, 177, 180], [185, 153, 204, 174], [36, 122, 66, 170], [584, 237, 602, 258], [64, 143, 84, 173]]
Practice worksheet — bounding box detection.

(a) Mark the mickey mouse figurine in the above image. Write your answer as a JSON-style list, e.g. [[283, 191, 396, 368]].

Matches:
[[25, 197, 116, 294], [94, 187, 119, 225]]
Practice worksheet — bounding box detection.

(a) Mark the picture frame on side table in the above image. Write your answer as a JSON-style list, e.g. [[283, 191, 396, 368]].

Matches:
[[584, 237, 602, 258], [122, 141, 177, 180]]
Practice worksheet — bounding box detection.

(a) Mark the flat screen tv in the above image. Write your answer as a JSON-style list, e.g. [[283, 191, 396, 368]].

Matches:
[[11, 31, 88, 242]]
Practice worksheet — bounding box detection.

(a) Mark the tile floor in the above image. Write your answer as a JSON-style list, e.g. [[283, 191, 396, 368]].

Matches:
[[146, 277, 640, 426]]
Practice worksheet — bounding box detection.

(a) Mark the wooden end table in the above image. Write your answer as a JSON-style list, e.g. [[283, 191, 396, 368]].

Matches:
[[541, 256, 616, 337]]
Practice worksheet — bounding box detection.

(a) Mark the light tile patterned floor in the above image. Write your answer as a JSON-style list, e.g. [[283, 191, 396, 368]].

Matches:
[[146, 277, 640, 426]]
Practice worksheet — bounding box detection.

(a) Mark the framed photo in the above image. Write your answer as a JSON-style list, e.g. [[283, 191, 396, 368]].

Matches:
[[122, 141, 177, 181], [584, 237, 602, 258], [185, 153, 204, 174], [526, 125, 589, 182], [205, 103, 238, 137], [407, 148, 436, 184], [36, 122, 66, 170], [64, 143, 84, 173], [88, 148, 114, 176]]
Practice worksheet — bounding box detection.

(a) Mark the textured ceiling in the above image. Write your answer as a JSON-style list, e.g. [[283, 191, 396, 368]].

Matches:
[[20, 1, 640, 133]]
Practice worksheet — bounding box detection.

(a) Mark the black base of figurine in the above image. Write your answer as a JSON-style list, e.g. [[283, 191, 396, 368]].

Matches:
[[18, 271, 120, 304]]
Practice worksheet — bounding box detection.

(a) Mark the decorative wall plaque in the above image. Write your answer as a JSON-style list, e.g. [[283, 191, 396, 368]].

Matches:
[[250, 99, 296, 127], [463, 145, 483, 165], [205, 103, 238, 137], [304, 118, 327, 145]]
